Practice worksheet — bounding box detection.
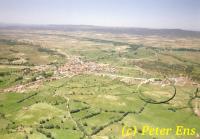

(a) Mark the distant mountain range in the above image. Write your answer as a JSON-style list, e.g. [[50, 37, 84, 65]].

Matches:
[[0, 24, 200, 37]]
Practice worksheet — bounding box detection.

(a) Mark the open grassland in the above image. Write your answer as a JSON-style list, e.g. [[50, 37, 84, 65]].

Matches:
[[0, 29, 200, 139]]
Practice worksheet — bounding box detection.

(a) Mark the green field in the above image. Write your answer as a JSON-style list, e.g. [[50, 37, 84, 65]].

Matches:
[[0, 28, 199, 139]]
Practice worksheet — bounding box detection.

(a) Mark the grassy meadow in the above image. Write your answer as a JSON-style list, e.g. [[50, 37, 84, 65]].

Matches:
[[0, 28, 199, 139]]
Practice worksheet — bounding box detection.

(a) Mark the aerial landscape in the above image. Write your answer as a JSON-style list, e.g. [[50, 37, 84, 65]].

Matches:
[[0, 0, 200, 139]]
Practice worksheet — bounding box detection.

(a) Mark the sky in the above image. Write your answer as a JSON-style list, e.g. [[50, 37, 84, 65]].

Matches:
[[0, 0, 199, 31]]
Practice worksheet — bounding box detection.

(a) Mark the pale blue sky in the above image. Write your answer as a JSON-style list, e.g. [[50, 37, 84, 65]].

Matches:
[[0, 0, 199, 30]]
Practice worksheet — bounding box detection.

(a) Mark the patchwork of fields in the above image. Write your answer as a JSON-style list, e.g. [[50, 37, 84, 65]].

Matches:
[[0, 27, 200, 139]]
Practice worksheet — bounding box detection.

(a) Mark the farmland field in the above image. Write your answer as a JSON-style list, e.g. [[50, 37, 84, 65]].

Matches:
[[0, 25, 200, 139]]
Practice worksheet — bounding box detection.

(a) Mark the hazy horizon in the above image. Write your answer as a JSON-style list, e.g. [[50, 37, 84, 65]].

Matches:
[[0, 0, 199, 31]]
